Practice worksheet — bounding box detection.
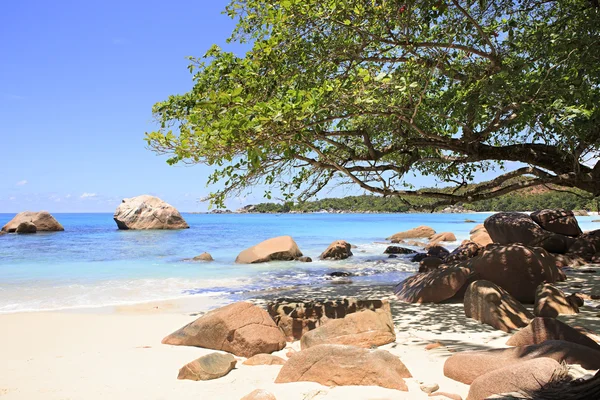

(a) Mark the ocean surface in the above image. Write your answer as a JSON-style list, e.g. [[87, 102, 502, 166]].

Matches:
[[1, 212, 598, 313]]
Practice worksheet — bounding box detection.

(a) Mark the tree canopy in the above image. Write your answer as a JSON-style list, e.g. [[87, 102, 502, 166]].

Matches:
[[146, 0, 600, 208]]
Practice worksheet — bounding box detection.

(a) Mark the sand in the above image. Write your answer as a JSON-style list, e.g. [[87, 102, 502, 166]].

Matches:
[[1, 268, 599, 400]]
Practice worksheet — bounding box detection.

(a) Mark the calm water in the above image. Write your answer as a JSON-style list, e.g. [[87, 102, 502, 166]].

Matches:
[[1, 212, 597, 313]]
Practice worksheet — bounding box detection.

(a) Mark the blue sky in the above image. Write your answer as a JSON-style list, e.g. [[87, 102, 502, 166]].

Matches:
[[1, 1, 501, 213]]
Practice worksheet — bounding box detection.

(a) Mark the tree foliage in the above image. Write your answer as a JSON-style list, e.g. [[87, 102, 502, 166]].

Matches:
[[146, 0, 600, 208]]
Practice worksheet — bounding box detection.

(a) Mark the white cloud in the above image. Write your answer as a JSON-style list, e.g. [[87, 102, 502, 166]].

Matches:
[[80, 192, 97, 199], [9, 196, 16, 201], [65, 194, 72, 199], [16, 180, 27, 186]]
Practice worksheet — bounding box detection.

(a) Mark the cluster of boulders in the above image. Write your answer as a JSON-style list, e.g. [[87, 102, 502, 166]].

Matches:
[[1, 211, 64, 234], [163, 299, 417, 397]]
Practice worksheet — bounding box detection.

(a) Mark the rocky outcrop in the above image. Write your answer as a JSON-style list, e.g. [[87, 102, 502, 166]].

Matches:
[[275, 344, 412, 391], [267, 298, 390, 341], [444, 241, 481, 264], [419, 257, 444, 273], [534, 283, 579, 317], [531, 209, 582, 237], [162, 302, 286, 357], [193, 252, 214, 262], [464, 280, 533, 332], [466, 358, 562, 400], [177, 353, 236, 381], [113, 195, 189, 230], [470, 244, 564, 303], [384, 246, 417, 255], [444, 340, 600, 385], [1, 211, 64, 233], [236, 236, 303, 264], [16, 221, 37, 233], [395, 264, 472, 303], [300, 309, 395, 349], [425, 245, 450, 259], [506, 317, 600, 351], [242, 354, 286, 366], [569, 230, 600, 261], [429, 232, 457, 243], [240, 390, 277, 400], [470, 224, 492, 246], [320, 240, 353, 260], [387, 226, 435, 242]]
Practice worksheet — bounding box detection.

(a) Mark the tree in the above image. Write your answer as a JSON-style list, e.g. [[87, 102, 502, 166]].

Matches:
[[146, 0, 600, 208]]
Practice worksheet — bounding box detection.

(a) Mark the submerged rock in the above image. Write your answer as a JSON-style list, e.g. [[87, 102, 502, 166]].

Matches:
[[177, 352, 236, 381], [275, 344, 412, 391], [1, 211, 64, 233], [113, 195, 189, 230], [236, 236, 302, 263], [162, 301, 286, 357], [193, 252, 214, 262], [320, 240, 353, 260]]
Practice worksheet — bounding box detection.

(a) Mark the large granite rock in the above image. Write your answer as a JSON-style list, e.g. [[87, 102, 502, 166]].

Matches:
[[177, 353, 236, 381], [275, 344, 412, 390], [470, 224, 493, 246], [1, 211, 64, 233], [16, 221, 37, 234], [445, 241, 482, 264], [464, 280, 533, 332], [394, 264, 472, 303], [320, 240, 353, 260], [466, 358, 562, 400], [242, 354, 286, 366], [162, 302, 286, 357], [236, 236, 302, 263], [300, 309, 395, 349], [113, 195, 189, 230], [534, 283, 579, 317], [193, 252, 214, 262], [387, 226, 435, 242], [267, 298, 390, 341], [444, 340, 600, 385], [569, 230, 600, 261], [531, 209, 582, 237], [507, 317, 600, 351], [384, 246, 417, 255], [419, 257, 444, 273], [425, 245, 450, 259], [429, 232, 457, 243], [471, 244, 564, 303]]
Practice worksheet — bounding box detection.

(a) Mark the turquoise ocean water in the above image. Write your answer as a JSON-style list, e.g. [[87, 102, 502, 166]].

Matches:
[[1, 212, 597, 313]]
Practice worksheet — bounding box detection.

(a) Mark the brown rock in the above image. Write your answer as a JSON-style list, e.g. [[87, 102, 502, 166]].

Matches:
[[320, 240, 353, 260], [16, 221, 37, 233], [242, 354, 286, 366], [430, 232, 457, 243], [466, 358, 562, 400], [411, 253, 429, 263], [395, 264, 472, 303], [406, 240, 428, 247], [387, 226, 436, 241], [471, 244, 563, 303], [1, 211, 64, 233], [275, 344, 412, 391], [484, 212, 548, 246], [162, 302, 286, 357], [236, 236, 303, 264], [429, 393, 462, 400], [193, 252, 214, 262], [425, 342, 444, 350], [384, 246, 417, 255], [296, 256, 312, 262], [569, 230, 600, 261], [419, 257, 444, 273], [426, 245, 450, 259], [444, 340, 600, 384], [300, 309, 395, 349], [534, 283, 579, 317], [445, 241, 482, 264], [113, 195, 188, 230], [531, 209, 582, 237], [240, 390, 277, 400], [177, 352, 236, 381], [464, 280, 533, 332], [470, 224, 493, 246], [506, 317, 600, 351]]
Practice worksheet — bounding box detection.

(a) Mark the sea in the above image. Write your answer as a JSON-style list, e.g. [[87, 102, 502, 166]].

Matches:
[[1, 212, 597, 313]]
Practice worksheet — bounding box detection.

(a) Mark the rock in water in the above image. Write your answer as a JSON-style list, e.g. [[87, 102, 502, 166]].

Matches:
[[1, 211, 64, 232], [320, 240, 353, 260], [177, 352, 236, 381], [236, 236, 302, 263], [394, 264, 472, 303], [464, 280, 533, 332], [162, 302, 286, 357], [534, 283, 579, 317], [466, 358, 562, 400], [387, 226, 436, 241], [275, 344, 412, 391], [531, 209, 582, 237], [193, 252, 214, 262], [113, 195, 189, 230], [300, 309, 395, 349], [240, 390, 277, 400], [506, 317, 600, 351], [16, 221, 37, 234], [429, 232, 457, 243], [384, 246, 417, 255], [470, 224, 493, 246], [444, 340, 600, 385]]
